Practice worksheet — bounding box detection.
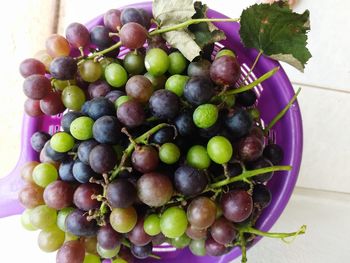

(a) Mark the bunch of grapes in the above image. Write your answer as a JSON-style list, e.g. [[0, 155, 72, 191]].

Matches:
[[18, 6, 303, 263]]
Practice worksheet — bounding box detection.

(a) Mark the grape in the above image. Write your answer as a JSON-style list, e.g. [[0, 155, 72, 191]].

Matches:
[[130, 243, 152, 259], [171, 233, 191, 249], [105, 63, 128, 88], [215, 49, 236, 59], [104, 9, 122, 32], [44, 141, 67, 161], [77, 140, 99, 165], [160, 206, 188, 238], [120, 22, 147, 49], [205, 236, 227, 256], [56, 240, 85, 263], [20, 161, 39, 183], [70, 116, 94, 140], [145, 48, 170, 77], [147, 34, 168, 53], [66, 22, 90, 48], [84, 254, 101, 263], [224, 108, 253, 139], [62, 85, 86, 111], [90, 25, 113, 49], [174, 111, 196, 137], [187, 197, 216, 229], [152, 232, 167, 245], [121, 8, 148, 28], [238, 136, 264, 162], [23, 74, 50, 100], [84, 236, 98, 255], [88, 80, 111, 98], [18, 183, 44, 209], [89, 144, 118, 174], [97, 244, 120, 258], [31, 131, 51, 152], [40, 91, 65, 115], [210, 217, 237, 245], [46, 34, 70, 58], [174, 165, 208, 196], [110, 207, 137, 233], [143, 214, 161, 236], [253, 184, 272, 209], [128, 218, 152, 246], [38, 227, 65, 252], [105, 90, 125, 103], [50, 132, 75, 153], [97, 224, 122, 250], [50, 56, 77, 80], [187, 59, 211, 78], [24, 98, 43, 117], [125, 75, 153, 103], [93, 116, 121, 144], [21, 209, 38, 231], [159, 143, 180, 164], [165, 74, 189, 97], [144, 72, 166, 90], [29, 205, 57, 230], [137, 172, 173, 207], [263, 144, 284, 165], [66, 209, 98, 236], [44, 181, 74, 210], [33, 163, 58, 187], [131, 145, 159, 173], [53, 79, 75, 91], [189, 239, 206, 256], [115, 95, 131, 108], [117, 100, 145, 128], [184, 77, 214, 106], [248, 157, 274, 183], [124, 52, 145, 75], [73, 183, 102, 211], [57, 207, 74, 231], [88, 97, 116, 120], [34, 50, 52, 71], [168, 51, 187, 75], [61, 111, 83, 133], [106, 179, 137, 209], [79, 60, 103, 83], [193, 104, 218, 129], [73, 159, 98, 183], [186, 225, 207, 240], [221, 190, 253, 222], [186, 145, 211, 169], [150, 127, 175, 144], [19, 58, 46, 78], [207, 136, 233, 164], [59, 159, 76, 182], [149, 90, 180, 119], [236, 90, 257, 107], [227, 162, 243, 177], [210, 55, 241, 86]]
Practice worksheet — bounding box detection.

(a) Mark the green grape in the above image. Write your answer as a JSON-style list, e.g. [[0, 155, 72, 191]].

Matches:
[[62, 85, 86, 111], [144, 72, 166, 90], [57, 207, 74, 231], [165, 74, 189, 97], [115, 95, 131, 108], [30, 205, 57, 230], [248, 107, 260, 120], [110, 207, 137, 233], [168, 51, 187, 75], [207, 136, 233, 164], [38, 226, 65, 252], [65, 232, 79, 241], [223, 94, 236, 108], [193, 104, 218, 129], [215, 49, 236, 59], [171, 233, 191, 249], [33, 163, 58, 187], [21, 209, 38, 231], [123, 52, 145, 75], [143, 214, 161, 236], [53, 79, 76, 91], [50, 132, 75, 152], [70, 116, 94, 140], [186, 145, 211, 169], [105, 63, 128, 88], [159, 143, 180, 165], [189, 239, 206, 256], [84, 254, 101, 263], [112, 259, 127, 263], [100, 57, 118, 80], [97, 244, 120, 259], [145, 48, 169, 77], [79, 60, 103, 82], [160, 206, 188, 238]]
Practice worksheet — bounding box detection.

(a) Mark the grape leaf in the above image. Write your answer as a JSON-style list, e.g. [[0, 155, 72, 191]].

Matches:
[[240, 2, 311, 72]]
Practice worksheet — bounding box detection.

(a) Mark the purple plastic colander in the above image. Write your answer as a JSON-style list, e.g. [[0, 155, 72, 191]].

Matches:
[[0, 2, 303, 262]]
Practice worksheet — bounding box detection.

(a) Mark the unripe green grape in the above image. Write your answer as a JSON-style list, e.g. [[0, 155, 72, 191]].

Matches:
[[97, 244, 120, 258], [171, 233, 191, 248], [70, 116, 94, 140], [33, 163, 58, 187], [38, 226, 65, 252], [159, 143, 180, 164], [207, 136, 233, 164], [168, 51, 187, 75], [79, 60, 103, 82], [189, 239, 206, 256], [123, 52, 145, 75], [165, 74, 189, 97], [50, 132, 75, 152], [62, 85, 86, 111], [145, 48, 169, 77], [83, 254, 101, 263], [160, 206, 188, 238], [105, 63, 128, 88], [215, 49, 236, 59], [143, 214, 161, 236], [29, 205, 57, 230], [21, 209, 38, 231], [193, 104, 218, 129], [115, 95, 131, 108], [186, 145, 211, 169]]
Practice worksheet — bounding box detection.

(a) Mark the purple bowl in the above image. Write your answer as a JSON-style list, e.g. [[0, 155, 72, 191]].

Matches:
[[0, 2, 303, 262]]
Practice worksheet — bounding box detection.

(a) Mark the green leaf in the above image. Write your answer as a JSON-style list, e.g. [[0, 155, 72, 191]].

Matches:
[[240, 3, 311, 72]]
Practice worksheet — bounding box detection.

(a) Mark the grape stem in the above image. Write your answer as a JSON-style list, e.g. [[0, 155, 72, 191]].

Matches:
[[241, 51, 263, 83], [264, 87, 302, 135], [239, 230, 248, 263]]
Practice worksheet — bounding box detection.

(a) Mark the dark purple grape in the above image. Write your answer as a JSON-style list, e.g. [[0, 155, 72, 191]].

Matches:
[[210, 55, 241, 86], [138, 8, 151, 29], [128, 218, 152, 246], [73, 183, 102, 211], [105, 90, 125, 103], [221, 190, 253, 223], [23, 74, 50, 100], [247, 157, 273, 183], [236, 90, 257, 107], [88, 97, 116, 120], [146, 35, 169, 53], [50, 56, 77, 80], [43, 180, 74, 210], [253, 184, 272, 209], [199, 120, 222, 139], [227, 162, 243, 177], [73, 159, 98, 183], [130, 243, 152, 260], [224, 109, 253, 139], [89, 144, 118, 174], [131, 146, 159, 173], [249, 125, 265, 142], [106, 179, 137, 208], [263, 144, 284, 165], [174, 165, 208, 196], [118, 246, 135, 263], [152, 233, 167, 245], [150, 127, 175, 144], [93, 116, 121, 144], [210, 217, 237, 245], [24, 98, 43, 117], [90, 25, 113, 49], [117, 100, 145, 128], [238, 136, 264, 162], [40, 91, 65, 115], [65, 22, 90, 48], [121, 8, 149, 28], [65, 209, 98, 236], [187, 59, 211, 78], [201, 43, 215, 61], [19, 58, 46, 78], [184, 76, 214, 106], [205, 236, 227, 256], [174, 111, 196, 137], [97, 224, 122, 250], [81, 100, 92, 115], [45, 142, 67, 161], [59, 158, 76, 182], [61, 111, 84, 133], [56, 240, 85, 263], [88, 80, 111, 98], [103, 9, 122, 32], [120, 22, 148, 50], [77, 139, 99, 165], [149, 90, 180, 120], [30, 131, 51, 152]]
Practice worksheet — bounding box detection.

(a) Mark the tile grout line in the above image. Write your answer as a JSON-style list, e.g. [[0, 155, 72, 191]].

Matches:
[[52, 0, 61, 34], [291, 81, 350, 95], [295, 186, 350, 196]]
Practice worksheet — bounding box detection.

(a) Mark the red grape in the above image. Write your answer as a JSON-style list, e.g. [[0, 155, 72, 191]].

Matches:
[[18, 183, 44, 209], [65, 22, 90, 48], [40, 91, 65, 115], [24, 98, 43, 117], [221, 190, 253, 223], [128, 218, 152, 246], [106, 179, 137, 208], [187, 197, 217, 229], [56, 240, 85, 263], [43, 181, 74, 210], [117, 99, 145, 128], [131, 145, 159, 173], [120, 22, 148, 49], [19, 58, 46, 78], [73, 183, 102, 211], [210, 217, 237, 245], [104, 9, 122, 32], [125, 75, 153, 103], [23, 74, 51, 100], [97, 224, 122, 250], [210, 55, 241, 86]]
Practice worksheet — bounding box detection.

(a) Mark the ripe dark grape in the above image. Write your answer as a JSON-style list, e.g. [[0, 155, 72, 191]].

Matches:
[[89, 144, 118, 174], [106, 179, 137, 208], [149, 90, 180, 120], [186, 225, 207, 240], [73, 183, 102, 211], [77, 139, 99, 165], [61, 111, 84, 133], [117, 100, 145, 128], [120, 22, 148, 49], [56, 240, 85, 263], [31, 131, 51, 152], [23, 74, 50, 100], [174, 165, 208, 196], [187, 197, 217, 229], [174, 111, 196, 137], [24, 99, 43, 117], [224, 109, 253, 139], [73, 159, 98, 183], [247, 157, 273, 183], [150, 127, 175, 144], [250, 125, 265, 142], [43, 181, 74, 210], [88, 80, 111, 98], [131, 145, 159, 173], [227, 162, 243, 177], [187, 59, 211, 78], [40, 91, 65, 115], [90, 25, 113, 49], [19, 58, 46, 78], [121, 8, 149, 28], [205, 236, 227, 256], [93, 116, 121, 144], [59, 159, 76, 182], [65, 22, 90, 48], [18, 183, 44, 209], [105, 90, 125, 103], [87, 97, 116, 120], [236, 90, 257, 107], [65, 209, 98, 236], [253, 184, 272, 209], [210, 217, 237, 245], [198, 120, 222, 139], [128, 218, 152, 246], [125, 75, 153, 103], [137, 172, 173, 207], [147, 35, 169, 53], [221, 190, 253, 223], [97, 224, 122, 250], [104, 9, 122, 32], [138, 8, 151, 29], [45, 142, 67, 162], [50, 56, 77, 80], [210, 55, 241, 86], [238, 136, 264, 162], [130, 243, 153, 259], [263, 144, 284, 165], [184, 76, 214, 106]]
